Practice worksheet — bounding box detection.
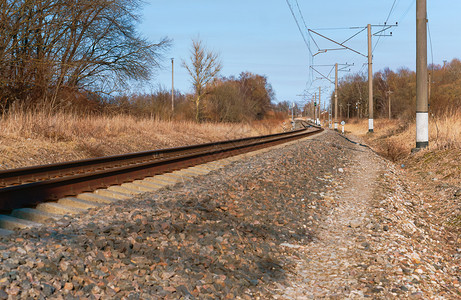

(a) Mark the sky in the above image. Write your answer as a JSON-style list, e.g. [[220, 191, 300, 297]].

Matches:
[[140, 1, 461, 107]]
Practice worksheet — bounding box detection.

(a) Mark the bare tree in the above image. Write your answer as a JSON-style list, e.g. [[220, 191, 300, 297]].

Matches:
[[182, 39, 222, 122], [0, 0, 170, 111]]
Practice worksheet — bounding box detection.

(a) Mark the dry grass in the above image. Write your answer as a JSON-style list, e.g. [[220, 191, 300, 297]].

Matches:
[[0, 111, 285, 170], [345, 118, 412, 161], [345, 111, 461, 184], [346, 110, 461, 159], [429, 110, 461, 149]]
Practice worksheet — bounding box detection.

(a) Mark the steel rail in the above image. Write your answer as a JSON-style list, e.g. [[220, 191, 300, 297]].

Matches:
[[0, 126, 323, 210], [0, 126, 313, 187]]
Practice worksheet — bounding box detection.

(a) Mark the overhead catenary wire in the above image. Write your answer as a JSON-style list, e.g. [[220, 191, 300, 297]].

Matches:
[[307, 26, 369, 57], [428, 22, 434, 69], [309, 29, 367, 58], [398, 0, 416, 23], [309, 26, 364, 31], [373, 0, 400, 53], [294, 0, 315, 83], [285, 0, 315, 85], [287, 1, 411, 104], [285, 0, 313, 57], [294, 0, 309, 38], [341, 27, 367, 45], [385, 0, 400, 24]]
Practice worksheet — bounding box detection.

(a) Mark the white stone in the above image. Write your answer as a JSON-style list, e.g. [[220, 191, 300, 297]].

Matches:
[[280, 243, 302, 249], [350, 219, 362, 228]]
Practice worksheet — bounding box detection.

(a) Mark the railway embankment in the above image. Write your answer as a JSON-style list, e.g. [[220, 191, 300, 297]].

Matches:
[[0, 130, 459, 299]]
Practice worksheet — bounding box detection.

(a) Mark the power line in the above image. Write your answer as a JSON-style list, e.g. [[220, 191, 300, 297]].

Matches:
[[295, 0, 309, 34], [358, 62, 368, 75], [385, 0, 399, 24], [285, 0, 313, 56], [373, 0, 400, 53], [285, 0, 314, 84], [309, 27, 364, 31], [428, 21, 434, 69], [293, 0, 315, 84], [398, 0, 416, 23], [341, 27, 367, 45]]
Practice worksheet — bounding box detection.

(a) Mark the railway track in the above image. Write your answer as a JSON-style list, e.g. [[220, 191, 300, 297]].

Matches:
[[0, 123, 322, 233]]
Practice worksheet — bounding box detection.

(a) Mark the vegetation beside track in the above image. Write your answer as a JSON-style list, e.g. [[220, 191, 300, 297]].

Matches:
[[0, 112, 285, 170]]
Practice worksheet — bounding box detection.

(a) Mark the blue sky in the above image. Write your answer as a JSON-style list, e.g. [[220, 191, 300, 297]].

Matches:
[[141, 1, 461, 107]]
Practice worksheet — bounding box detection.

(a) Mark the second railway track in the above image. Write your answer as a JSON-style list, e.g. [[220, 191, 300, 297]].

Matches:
[[0, 123, 322, 232]]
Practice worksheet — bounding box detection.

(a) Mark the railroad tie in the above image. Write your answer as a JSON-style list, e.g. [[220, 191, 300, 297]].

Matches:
[[121, 182, 158, 193], [187, 166, 213, 173], [173, 170, 201, 176], [58, 197, 103, 210], [94, 189, 132, 200], [0, 215, 42, 230], [36, 202, 86, 215], [78, 192, 124, 203], [160, 173, 184, 180], [147, 175, 178, 184], [143, 177, 174, 186], [108, 185, 142, 195], [179, 167, 210, 175], [11, 208, 60, 223], [132, 180, 164, 189]]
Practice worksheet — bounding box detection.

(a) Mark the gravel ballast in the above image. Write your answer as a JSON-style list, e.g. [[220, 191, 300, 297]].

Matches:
[[0, 130, 459, 299]]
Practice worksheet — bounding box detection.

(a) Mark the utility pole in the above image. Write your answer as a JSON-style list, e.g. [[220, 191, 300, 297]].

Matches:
[[334, 63, 338, 130], [171, 58, 174, 111], [318, 87, 321, 125], [367, 24, 374, 133], [415, 0, 428, 149], [314, 93, 317, 124], [310, 64, 351, 127], [347, 103, 351, 119]]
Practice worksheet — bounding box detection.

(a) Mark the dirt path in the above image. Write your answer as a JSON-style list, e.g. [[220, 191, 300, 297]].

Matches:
[[278, 135, 460, 299], [278, 139, 383, 299]]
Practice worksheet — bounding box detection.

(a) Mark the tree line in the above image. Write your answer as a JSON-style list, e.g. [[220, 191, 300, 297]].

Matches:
[[332, 58, 461, 120], [109, 71, 278, 123], [0, 2, 281, 123]]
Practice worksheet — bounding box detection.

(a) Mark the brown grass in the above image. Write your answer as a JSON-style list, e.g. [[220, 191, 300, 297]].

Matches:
[[346, 112, 461, 232], [346, 110, 461, 159], [0, 111, 285, 170], [429, 110, 461, 149]]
